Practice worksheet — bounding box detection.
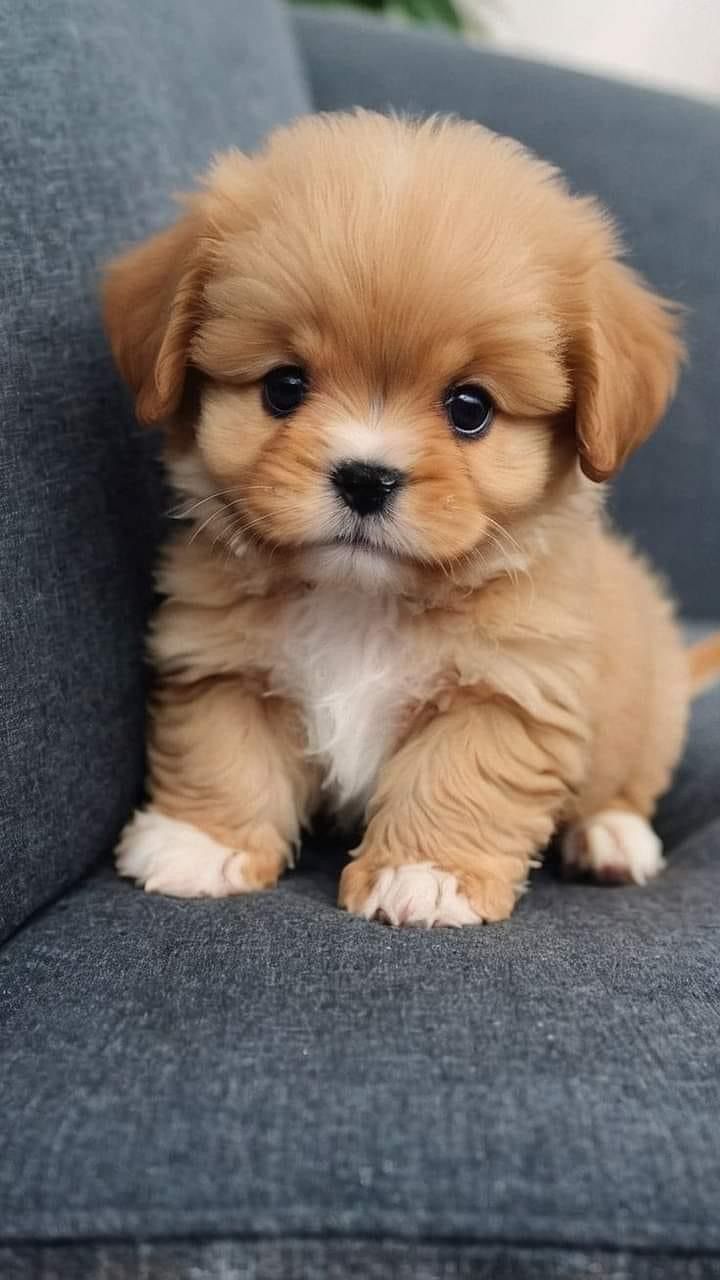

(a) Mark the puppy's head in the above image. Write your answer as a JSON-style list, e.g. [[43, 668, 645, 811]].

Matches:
[[104, 112, 682, 591]]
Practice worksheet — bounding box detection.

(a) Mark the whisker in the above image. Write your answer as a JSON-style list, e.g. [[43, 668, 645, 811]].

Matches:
[[187, 506, 230, 545], [216, 499, 315, 554], [485, 516, 525, 559], [169, 488, 243, 519], [170, 482, 287, 521]]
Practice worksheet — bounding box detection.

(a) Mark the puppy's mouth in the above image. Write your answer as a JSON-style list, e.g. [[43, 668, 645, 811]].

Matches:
[[328, 530, 399, 556], [227, 504, 411, 564], [316, 515, 419, 564]]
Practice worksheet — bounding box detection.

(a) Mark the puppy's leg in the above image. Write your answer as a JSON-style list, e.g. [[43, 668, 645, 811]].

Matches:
[[340, 694, 582, 927], [561, 807, 665, 885], [117, 677, 317, 898], [559, 539, 688, 888]]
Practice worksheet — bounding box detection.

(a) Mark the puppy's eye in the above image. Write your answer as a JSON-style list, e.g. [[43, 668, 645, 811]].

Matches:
[[262, 365, 308, 418], [444, 383, 495, 439]]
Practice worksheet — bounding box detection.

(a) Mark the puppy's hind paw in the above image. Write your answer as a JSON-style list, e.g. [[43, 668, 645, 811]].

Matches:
[[561, 810, 665, 886]]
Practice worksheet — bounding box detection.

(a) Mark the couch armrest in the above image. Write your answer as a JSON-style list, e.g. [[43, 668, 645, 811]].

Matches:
[[0, 0, 309, 944]]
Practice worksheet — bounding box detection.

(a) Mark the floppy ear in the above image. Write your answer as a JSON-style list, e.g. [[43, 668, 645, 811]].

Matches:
[[572, 258, 683, 482], [102, 208, 207, 427]]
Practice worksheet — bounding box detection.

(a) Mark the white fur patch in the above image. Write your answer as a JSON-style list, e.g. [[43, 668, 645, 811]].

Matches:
[[561, 810, 665, 886], [116, 810, 253, 898], [329, 419, 417, 474], [275, 590, 428, 815], [300, 543, 406, 593], [354, 863, 483, 927]]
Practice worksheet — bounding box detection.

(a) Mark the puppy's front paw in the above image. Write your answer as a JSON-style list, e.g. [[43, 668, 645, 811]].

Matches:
[[340, 861, 482, 927], [116, 809, 281, 898], [561, 810, 665, 886], [339, 856, 521, 927]]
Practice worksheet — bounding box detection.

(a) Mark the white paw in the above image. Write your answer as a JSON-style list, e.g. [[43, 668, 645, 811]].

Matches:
[[358, 863, 483, 928], [561, 810, 665, 886], [116, 809, 252, 898]]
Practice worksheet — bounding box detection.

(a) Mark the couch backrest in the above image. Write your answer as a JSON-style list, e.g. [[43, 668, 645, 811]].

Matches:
[[0, 0, 309, 943]]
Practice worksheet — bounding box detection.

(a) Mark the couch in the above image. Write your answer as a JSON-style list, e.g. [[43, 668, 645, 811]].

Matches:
[[1, 2, 719, 1275]]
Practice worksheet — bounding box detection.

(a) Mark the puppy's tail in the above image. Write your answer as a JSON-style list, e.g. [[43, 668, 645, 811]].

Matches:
[[689, 632, 720, 697]]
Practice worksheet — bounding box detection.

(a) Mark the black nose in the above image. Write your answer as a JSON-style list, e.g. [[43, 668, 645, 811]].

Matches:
[[331, 461, 405, 517]]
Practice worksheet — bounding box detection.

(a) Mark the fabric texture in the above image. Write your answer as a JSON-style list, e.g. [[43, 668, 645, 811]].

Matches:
[[0, 0, 309, 943], [293, 5, 720, 619], [1, 683, 720, 1277], [2, 1242, 720, 1280]]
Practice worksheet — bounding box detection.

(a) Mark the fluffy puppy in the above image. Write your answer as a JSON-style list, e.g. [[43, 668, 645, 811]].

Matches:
[[105, 111, 691, 926]]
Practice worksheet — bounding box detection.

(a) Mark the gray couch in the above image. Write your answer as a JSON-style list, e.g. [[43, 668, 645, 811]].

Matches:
[[1, 2, 719, 1276]]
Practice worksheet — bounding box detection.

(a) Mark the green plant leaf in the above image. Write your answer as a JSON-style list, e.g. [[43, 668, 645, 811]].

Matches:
[[398, 0, 462, 27], [287, 0, 463, 29]]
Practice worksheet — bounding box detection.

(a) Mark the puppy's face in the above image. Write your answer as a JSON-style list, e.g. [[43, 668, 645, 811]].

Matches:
[[105, 114, 682, 592]]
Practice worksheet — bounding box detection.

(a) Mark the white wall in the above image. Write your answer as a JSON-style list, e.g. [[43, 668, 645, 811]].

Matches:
[[460, 0, 720, 100]]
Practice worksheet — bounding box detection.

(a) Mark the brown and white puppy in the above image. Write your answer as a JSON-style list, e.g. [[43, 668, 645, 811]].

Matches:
[[105, 111, 691, 926]]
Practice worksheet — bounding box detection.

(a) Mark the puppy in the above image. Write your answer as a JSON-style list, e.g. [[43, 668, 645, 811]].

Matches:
[[105, 111, 691, 926]]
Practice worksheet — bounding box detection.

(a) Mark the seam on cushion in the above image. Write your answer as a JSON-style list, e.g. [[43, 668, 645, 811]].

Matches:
[[3, 1212, 720, 1254], [663, 812, 720, 855], [2, 1232, 720, 1261], [0, 854, 108, 953]]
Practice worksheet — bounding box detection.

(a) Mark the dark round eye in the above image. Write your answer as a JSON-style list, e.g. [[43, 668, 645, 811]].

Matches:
[[262, 365, 308, 418], [444, 383, 495, 439]]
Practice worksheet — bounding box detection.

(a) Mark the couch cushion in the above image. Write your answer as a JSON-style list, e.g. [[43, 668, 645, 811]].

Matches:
[[294, 5, 720, 619], [1, 682, 719, 1278], [0, 0, 309, 943]]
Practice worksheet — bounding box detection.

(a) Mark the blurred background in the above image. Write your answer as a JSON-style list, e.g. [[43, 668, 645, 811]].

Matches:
[[291, 0, 720, 100]]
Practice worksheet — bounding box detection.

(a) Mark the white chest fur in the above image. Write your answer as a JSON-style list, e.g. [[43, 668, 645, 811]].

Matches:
[[275, 590, 422, 815]]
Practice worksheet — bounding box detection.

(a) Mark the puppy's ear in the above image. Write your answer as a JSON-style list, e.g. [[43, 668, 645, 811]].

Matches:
[[103, 207, 207, 427], [572, 257, 683, 482]]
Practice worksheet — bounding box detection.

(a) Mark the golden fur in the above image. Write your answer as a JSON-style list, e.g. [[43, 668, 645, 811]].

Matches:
[[105, 112, 694, 923]]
